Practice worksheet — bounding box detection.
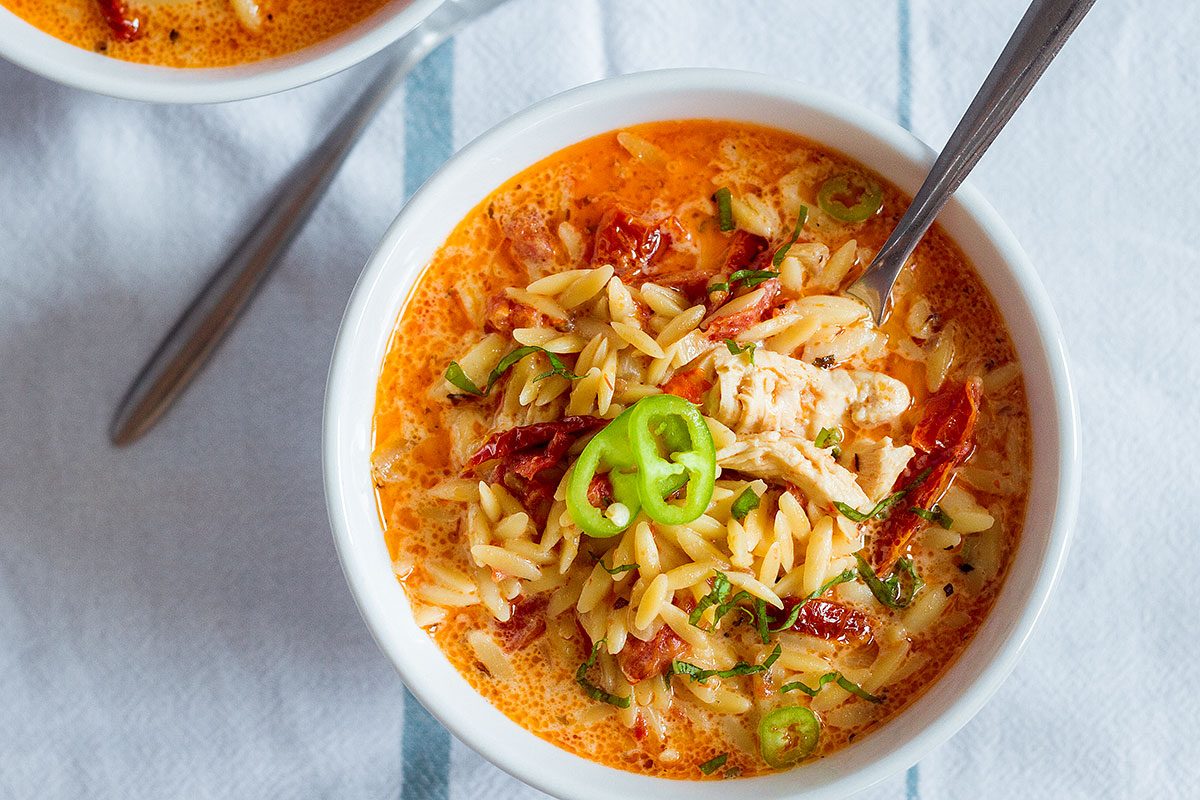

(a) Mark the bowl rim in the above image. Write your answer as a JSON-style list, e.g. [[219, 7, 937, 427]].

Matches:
[[0, 0, 441, 103], [323, 68, 1080, 800]]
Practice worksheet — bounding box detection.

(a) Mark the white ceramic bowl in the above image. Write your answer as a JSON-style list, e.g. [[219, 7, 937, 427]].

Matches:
[[0, 0, 440, 103], [324, 69, 1080, 800]]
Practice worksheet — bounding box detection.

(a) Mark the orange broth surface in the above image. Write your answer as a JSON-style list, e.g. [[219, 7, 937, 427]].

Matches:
[[372, 120, 1030, 779], [2, 0, 401, 66]]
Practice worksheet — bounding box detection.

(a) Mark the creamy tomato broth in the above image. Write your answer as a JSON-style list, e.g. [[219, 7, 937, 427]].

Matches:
[[3, 0, 398, 66], [372, 120, 1030, 778]]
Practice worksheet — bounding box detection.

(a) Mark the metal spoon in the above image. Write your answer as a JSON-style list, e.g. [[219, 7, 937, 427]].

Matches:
[[109, 0, 507, 446], [848, 0, 1095, 325]]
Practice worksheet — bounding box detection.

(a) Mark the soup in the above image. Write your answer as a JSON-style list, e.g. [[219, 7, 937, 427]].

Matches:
[[371, 120, 1030, 778], [2, 0, 398, 67]]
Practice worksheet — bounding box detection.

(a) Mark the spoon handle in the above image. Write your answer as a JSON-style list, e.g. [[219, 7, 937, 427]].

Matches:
[[109, 0, 502, 446], [849, 0, 1095, 323]]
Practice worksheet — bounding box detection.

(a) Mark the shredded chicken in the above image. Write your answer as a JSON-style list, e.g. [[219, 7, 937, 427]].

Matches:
[[703, 348, 909, 439], [847, 436, 915, 502], [717, 431, 869, 510], [846, 370, 912, 427]]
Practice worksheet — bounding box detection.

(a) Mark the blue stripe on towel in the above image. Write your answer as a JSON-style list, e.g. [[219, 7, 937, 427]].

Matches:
[[401, 689, 451, 800], [404, 40, 457, 198], [898, 0, 913, 131], [906, 762, 921, 800], [400, 37, 455, 800]]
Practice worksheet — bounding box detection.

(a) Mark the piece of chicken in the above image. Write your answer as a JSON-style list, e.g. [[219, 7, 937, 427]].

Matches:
[[703, 348, 910, 439], [716, 432, 869, 510], [844, 436, 916, 502]]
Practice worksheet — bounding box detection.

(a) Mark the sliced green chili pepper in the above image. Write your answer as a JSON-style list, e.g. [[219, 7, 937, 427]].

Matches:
[[566, 396, 718, 535], [627, 394, 716, 526], [817, 173, 883, 223], [565, 409, 643, 538], [759, 706, 820, 768]]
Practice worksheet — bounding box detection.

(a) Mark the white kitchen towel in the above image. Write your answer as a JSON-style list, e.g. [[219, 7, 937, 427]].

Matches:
[[0, 1, 1195, 798]]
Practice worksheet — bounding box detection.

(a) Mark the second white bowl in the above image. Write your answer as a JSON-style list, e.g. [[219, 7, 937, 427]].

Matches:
[[0, 0, 440, 103]]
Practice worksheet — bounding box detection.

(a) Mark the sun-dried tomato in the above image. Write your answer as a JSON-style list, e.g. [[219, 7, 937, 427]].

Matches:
[[592, 206, 682, 281], [466, 416, 606, 480], [768, 598, 875, 644], [868, 379, 982, 572], [495, 594, 549, 651], [653, 229, 769, 302], [660, 368, 713, 405], [96, 0, 141, 41], [912, 377, 982, 452], [617, 624, 687, 682], [587, 474, 614, 508], [466, 417, 606, 525], [703, 278, 781, 341]]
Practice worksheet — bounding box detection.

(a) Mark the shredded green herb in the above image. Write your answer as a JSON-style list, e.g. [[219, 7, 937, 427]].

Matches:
[[689, 571, 732, 626], [699, 753, 729, 775], [707, 281, 729, 293], [816, 568, 858, 597], [445, 345, 580, 397], [772, 205, 809, 267], [575, 639, 631, 708], [834, 496, 902, 523], [724, 338, 756, 364], [728, 268, 779, 289], [672, 644, 781, 684], [834, 466, 934, 522], [912, 504, 954, 529], [444, 361, 485, 396], [780, 671, 883, 704], [730, 487, 761, 522], [714, 187, 735, 232], [754, 597, 770, 644], [853, 553, 924, 609], [814, 427, 843, 449], [599, 561, 638, 576], [713, 590, 754, 626]]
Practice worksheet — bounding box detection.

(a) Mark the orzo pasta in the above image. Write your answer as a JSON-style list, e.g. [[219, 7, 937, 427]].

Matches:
[[371, 120, 1030, 778]]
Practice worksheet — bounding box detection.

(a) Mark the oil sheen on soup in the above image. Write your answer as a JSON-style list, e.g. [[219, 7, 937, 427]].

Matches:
[[2, 0, 399, 67], [372, 120, 1030, 779]]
